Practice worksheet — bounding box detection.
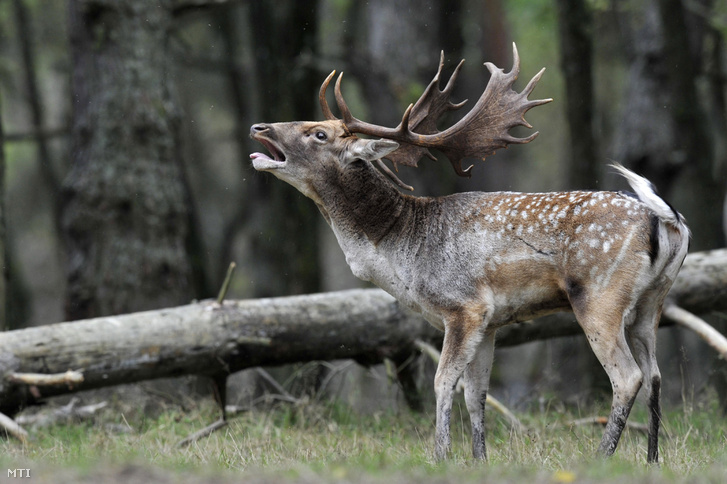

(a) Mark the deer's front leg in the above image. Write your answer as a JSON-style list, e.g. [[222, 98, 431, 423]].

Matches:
[[464, 330, 496, 460], [433, 310, 487, 460]]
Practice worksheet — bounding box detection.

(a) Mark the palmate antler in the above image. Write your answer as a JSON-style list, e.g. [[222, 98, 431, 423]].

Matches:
[[320, 43, 552, 185]]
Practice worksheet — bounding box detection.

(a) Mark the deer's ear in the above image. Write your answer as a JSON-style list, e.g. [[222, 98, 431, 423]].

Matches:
[[343, 139, 399, 165]]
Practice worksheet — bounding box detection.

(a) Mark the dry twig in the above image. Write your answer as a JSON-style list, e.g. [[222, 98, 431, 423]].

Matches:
[[177, 418, 228, 447], [216, 262, 237, 304], [566, 416, 649, 434]]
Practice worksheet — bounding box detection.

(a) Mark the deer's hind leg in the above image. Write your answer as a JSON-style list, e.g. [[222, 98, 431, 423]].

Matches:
[[626, 289, 666, 464], [568, 284, 643, 457]]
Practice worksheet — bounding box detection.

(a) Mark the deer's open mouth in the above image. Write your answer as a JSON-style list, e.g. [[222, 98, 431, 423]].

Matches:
[[250, 137, 287, 170]]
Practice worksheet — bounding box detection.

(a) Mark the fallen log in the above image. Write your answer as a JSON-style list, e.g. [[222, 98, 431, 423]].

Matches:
[[0, 290, 438, 415], [0, 249, 725, 416]]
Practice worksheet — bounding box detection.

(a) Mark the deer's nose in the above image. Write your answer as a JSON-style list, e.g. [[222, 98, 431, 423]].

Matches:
[[250, 124, 269, 136]]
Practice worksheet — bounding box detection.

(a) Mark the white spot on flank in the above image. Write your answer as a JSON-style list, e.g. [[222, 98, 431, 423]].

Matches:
[[603, 240, 611, 253]]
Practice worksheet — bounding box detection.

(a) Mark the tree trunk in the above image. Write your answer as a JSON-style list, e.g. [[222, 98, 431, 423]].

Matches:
[[554, 0, 597, 190], [215, 4, 257, 285], [611, 0, 678, 192], [246, 1, 322, 297], [1, 249, 725, 416], [655, 0, 724, 250], [63, 0, 194, 320], [13, 0, 61, 208], [0, 93, 5, 331]]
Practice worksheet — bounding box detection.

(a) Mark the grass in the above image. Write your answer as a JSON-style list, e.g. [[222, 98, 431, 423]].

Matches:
[[1, 394, 726, 483]]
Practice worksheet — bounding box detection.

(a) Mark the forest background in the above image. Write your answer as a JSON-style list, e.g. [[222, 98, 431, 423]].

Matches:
[[0, 0, 726, 416]]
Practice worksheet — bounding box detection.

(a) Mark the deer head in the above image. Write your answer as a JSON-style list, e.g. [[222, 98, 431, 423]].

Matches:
[[250, 120, 399, 199], [251, 43, 552, 192]]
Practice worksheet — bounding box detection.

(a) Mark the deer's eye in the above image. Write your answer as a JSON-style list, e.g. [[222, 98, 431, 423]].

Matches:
[[314, 131, 328, 141]]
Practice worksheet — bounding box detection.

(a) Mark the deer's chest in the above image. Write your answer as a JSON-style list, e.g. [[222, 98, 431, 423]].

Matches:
[[330, 223, 445, 324]]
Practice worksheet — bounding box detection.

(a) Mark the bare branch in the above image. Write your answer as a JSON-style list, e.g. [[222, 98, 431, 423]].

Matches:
[[0, 411, 28, 443], [6, 370, 84, 387], [662, 305, 727, 359]]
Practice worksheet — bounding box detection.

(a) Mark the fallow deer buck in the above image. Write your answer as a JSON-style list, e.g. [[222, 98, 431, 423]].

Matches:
[[249, 44, 690, 463]]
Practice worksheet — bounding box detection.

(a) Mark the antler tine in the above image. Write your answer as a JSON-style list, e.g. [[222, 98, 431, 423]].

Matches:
[[334, 73, 359, 127], [503, 131, 540, 145], [510, 42, 521, 78], [514, 68, 553, 130], [523, 67, 547, 97], [374, 159, 414, 191], [442, 57, 465, 98], [319, 70, 339, 120], [397, 103, 415, 136], [483, 43, 520, 87]]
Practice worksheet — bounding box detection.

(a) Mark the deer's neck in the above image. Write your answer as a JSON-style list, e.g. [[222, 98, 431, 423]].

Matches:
[[316, 161, 411, 245]]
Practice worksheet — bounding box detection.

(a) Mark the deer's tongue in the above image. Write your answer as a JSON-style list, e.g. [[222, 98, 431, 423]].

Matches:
[[250, 152, 285, 171]]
